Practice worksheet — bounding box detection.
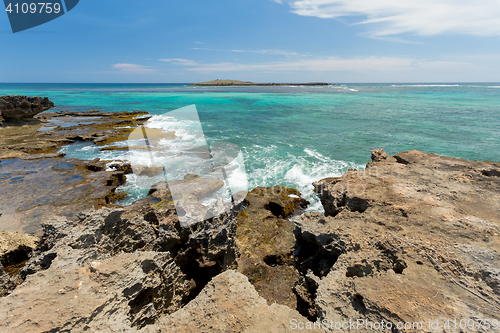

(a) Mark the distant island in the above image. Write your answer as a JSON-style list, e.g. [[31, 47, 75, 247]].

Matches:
[[190, 79, 333, 87]]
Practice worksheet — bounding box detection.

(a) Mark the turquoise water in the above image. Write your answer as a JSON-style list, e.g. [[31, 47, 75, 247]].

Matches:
[[1, 83, 499, 210]]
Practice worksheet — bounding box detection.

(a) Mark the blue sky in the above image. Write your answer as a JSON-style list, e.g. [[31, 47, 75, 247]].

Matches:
[[1, 0, 500, 83]]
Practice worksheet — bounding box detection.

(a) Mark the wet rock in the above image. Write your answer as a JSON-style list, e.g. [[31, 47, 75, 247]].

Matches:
[[0, 157, 128, 234], [0, 110, 150, 158], [138, 166, 165, 177], [0, 95, 54, 124], [149, 175, 224, 201], [236, 185, 309, 309], [84, 158, 106, 172], [146, 176, 226, 226], [293, 150, 500, 330]]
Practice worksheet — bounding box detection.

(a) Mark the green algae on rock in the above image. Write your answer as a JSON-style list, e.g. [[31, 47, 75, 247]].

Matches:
[[236, 185, 309, 310]]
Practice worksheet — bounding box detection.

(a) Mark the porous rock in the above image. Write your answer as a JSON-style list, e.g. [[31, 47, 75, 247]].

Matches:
[[236, 185, 309, 309], [155, 270, 326, 333], [294, 149, 500, 330]]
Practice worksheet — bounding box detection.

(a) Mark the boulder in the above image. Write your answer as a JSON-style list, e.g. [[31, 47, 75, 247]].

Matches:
[[0, 95, 54, 123], [0, 231, 39, 266], [0, 231, 39, 296]]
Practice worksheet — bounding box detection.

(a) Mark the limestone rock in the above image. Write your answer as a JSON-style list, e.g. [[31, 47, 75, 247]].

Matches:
[[236, 185, 309, 309], [294, 150, 500, 330], [370, 148, 388, 162], [0, 231, 39, 265], [155, 270, 326, 333], [0, 204, 239, 332]]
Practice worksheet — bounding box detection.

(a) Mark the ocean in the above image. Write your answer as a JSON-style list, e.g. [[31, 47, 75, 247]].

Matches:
[[1, 83, 499, 211]]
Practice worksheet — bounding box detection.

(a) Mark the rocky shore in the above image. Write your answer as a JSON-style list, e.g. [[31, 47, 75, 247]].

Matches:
[[1, 96, 499, 332], [0, 95, 54, 125]]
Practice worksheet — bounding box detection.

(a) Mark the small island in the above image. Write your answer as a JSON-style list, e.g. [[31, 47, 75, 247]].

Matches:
[[190, 79, 333, 87]]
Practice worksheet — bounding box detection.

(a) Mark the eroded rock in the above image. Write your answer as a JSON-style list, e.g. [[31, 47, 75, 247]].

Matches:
[[294, 149, 500, 330], [0, 201, 239, 332], [0, 95, 54, 124], [236, 185, 309, 309], [155, 270, 326, 333]]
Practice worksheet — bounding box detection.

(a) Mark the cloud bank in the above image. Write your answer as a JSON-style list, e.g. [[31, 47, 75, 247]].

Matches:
[[283, 0, 500, 37], [160, 56, 471, 74]]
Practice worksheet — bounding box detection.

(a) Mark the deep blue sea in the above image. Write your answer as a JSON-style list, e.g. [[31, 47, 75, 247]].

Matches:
[[1, 83, 499, 211]]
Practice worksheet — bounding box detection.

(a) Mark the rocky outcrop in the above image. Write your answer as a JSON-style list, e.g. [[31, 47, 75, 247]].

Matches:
[[1, 148, 500, 331], [191, 79, 333, 87], [0, 110, 150, 159], [0, 95, 54, 124], [294, 149, 500, 330], [155, 270, 326, 333], [236, 185, 309, 309], [0, 231, 39, 296], [0, 201, 240, 332]]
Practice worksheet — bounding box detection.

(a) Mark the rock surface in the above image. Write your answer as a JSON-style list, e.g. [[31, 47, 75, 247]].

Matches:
[[0, 95, 54, 124], [0, 110, 150, 159], [236, 185, 308, 309], [295, 149, 500, 330], [0, 231, 39, 296], [0, 157, 128, 234], [1, 147, 500, 332], [0, 203, 239, 332], [155, 270, 325, 333]]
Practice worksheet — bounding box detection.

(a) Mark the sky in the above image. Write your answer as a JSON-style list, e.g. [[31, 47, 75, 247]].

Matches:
[[1, 0, 500, 83]]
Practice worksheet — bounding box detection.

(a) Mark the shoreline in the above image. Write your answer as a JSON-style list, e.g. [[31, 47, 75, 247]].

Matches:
[[1, 95, 500, 331]]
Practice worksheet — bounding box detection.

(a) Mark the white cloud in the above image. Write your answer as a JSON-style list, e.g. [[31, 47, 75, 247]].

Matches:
[[162, 56, 471, 74], [159, 58, 200, 66], [112, 63, 156, 74], [191, 47, 301, 57], [284, 0, 500, 37]]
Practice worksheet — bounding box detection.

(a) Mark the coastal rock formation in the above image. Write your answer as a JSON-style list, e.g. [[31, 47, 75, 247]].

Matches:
[[155, 270, 326, 333], [0, 202, 240, 332], [1, 146, 500, 331], [0, 110, 150, 159], [0, 95, 54, 124], [236, 185, 309, 309], [294, 149, 500, 329], [0, 157, 128, 235], [0, 231, 39, 296]]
